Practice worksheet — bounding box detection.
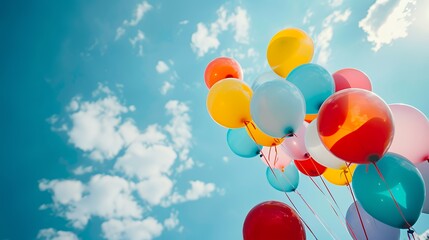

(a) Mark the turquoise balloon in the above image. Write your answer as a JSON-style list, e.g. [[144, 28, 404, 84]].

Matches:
[[266, 164, 299, 192], [227, 128, 261, 158], [251, 80, 305, 138], [352, 153, 425, 229], [286, 63, 334, 114]]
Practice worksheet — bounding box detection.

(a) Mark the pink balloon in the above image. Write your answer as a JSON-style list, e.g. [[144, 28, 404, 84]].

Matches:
[[389, 104, 429, 164], [333, 68, 372, 92], [281, 122, 309, 160], [260, 146, 292, 170]]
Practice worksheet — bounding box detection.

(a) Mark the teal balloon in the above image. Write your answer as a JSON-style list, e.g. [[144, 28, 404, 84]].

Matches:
[[227, 128, 261, 158], [286, 63, 334, 114], [251, 80, 305, 138], [266, 164, 299, 192], [352, 153, 425, 229]]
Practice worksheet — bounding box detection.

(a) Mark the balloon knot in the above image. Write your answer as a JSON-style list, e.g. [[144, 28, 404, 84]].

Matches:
[[304, 153, 310, 158], [407, 228, 415, 235]]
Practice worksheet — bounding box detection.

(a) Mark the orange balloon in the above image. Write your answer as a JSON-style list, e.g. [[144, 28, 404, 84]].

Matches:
[[204, 57, 243, 89], [323, 165, 356, 186], [245, 121, 284, 146], [317, 89, 394, 164], [206, 79, 252, 128], [304, 114, 317, 123]]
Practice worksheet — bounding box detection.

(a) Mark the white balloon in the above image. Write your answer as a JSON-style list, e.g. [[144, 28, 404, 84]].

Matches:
[[304, 119, 346, 169], [416, 162, 429, 214]]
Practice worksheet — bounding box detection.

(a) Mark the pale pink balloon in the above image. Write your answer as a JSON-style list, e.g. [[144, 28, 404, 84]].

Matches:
[[333, 68, 372, 92], [281, 122, 309, 160], [260, 146, 293, 170], [389, 104, 429, 164]]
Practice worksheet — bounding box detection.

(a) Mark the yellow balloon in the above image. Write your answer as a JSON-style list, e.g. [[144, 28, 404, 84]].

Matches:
[[245, 121, 284, 146], [323, 165, 357, 186], [267, 28, 314, 78], [206, 78, 252, 128]]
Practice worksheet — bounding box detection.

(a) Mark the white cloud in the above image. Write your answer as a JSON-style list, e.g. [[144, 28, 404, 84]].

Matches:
[[124, 1, 153, 27], [315, 9, 351, 65], [164, 211, 180, 230], [40, 175, 142, 229], [73, 166, 93, 175], [129, 30, 145, 47], [115, 27, 126, 41], [39, 180, 84, 205], [160, 81, 174, 95], [115, 143, 177, 179], [162, 180, 216, 206], [329, 0, 343, 7], [136, 175, 173, 205], [359, 0, 417, 52], [156, 61, 170, 74], [179, 20, 189, 25], [37, 228, 78, 240], [41, 85, 218, 239], [102, 218, 163, 240], [222, 156, 229, 163], [191, 6, 250, 57]]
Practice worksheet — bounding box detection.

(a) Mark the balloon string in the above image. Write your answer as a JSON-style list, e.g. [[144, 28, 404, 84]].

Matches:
[[408, 229, 416, 240], [317, 175, 358, 240], [372, 163, 413, 229], [295, 190, 338, 240], [244, 121, 278, 179], [284, 193, 319, 240], [344, 169, 369, 240]]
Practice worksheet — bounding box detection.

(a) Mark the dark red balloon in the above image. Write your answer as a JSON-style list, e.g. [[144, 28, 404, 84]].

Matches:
[[295, 157, 326, 176], [243, 201, 306, 240]]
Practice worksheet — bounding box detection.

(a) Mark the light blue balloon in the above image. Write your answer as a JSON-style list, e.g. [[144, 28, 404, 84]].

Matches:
[[286, 63, 334, 114], [227, 128, 261, 158], [352, 153, 425, 229], [251, 71, 283, 90], [346, 201, 400, 240], [251, 80, 305, 138], [266, 164, 299, 192]]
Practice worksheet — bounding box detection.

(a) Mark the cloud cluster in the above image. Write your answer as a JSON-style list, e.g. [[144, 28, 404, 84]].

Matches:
[[359, 0, 417, 52], [191, 6, 250, 57], [40, 85, 217, 239]]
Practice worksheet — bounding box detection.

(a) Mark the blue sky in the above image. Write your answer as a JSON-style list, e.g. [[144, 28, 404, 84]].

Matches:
[[1, 0, 429, 239]]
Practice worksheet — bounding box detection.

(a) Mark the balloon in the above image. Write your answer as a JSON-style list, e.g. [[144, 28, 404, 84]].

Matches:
[[287, 63, 334, 115], [266, 164, 299, 192], [246, 121, 284, 147], [294, 157, 326, 176], [243, 201, 306, 240], [204, 57, 243, 89], [323, 165, 356, 186], [251, 80, 305, 138], [267, 28, 314, 78], [346, 201, 400, 240], [388, 104, 429, 164], [227, 128, 261, 158], [305, 114, 317, 123], [251, 71, 282, 90], [281, 122, 308, 160], [317, 89, 394, 164], [353, 153, 425, 228], [333, 68, 372, 92], [305, 119, 347, 169], [416, 162, 429, 214], [206, 78, 252, 128], [260, 146, 293, 170]]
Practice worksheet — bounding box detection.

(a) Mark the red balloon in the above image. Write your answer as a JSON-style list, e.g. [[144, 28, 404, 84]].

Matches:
[[294, 157, 326, 176], [204, 57, 243, 89], [333, 68, 372, 92], [243, 201, 306, 240], [317, 89, 394, 164]]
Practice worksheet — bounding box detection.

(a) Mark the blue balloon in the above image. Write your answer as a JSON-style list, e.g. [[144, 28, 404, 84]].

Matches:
[[346, 201, 400, 240], [251, 80, 305, 138], [227, 128, 261, 158], [266, 164, 299, 192], [286, 63, 334, 114], [352, 153, 425, 229]]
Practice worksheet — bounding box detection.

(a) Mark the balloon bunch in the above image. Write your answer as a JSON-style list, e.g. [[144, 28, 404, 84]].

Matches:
[[204, 28, 429, 240]]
